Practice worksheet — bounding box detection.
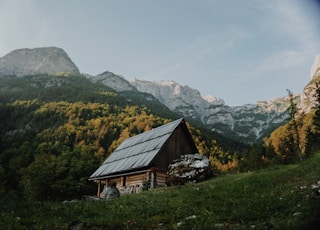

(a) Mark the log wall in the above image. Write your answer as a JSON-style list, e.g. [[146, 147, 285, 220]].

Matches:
[[108, 177, 122, 186], [156, 171, 167, 187], [126, 172, 148, 186]]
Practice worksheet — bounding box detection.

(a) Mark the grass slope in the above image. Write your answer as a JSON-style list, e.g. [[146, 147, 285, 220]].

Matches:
[[1, 153, 320, 229]]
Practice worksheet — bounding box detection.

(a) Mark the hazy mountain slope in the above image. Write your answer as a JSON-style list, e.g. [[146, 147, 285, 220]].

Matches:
[[85, 71, 137, 92], [0, 47, 80, 77], [1, 46, 317, 144], [129, 79, 294, 143], [85, 72, 294, 143], [128, 53, 320, 142], [86, 73, 291, 143]]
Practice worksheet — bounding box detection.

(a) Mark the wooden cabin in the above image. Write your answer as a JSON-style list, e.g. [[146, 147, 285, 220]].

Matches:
[[89, 118, 198, 196]]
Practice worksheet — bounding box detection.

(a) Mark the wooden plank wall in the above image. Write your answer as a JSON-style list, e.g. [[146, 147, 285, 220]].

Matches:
[[108, 177, 122, 186], [126, 172, 148, 186], [98, 171, 167, 196], [156, 171, 167, 187]]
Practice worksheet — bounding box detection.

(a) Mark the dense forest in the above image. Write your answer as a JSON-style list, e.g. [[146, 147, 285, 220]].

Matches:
[[1, 74, 319, 201], [0, 74, 242, 201]]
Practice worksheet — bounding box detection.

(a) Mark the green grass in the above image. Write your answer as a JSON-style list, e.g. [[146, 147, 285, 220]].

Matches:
[[1, 153, 320, 229]]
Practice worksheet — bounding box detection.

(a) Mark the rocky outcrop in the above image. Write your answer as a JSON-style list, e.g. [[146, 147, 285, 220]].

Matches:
[[130, 79, 224, 110], [0, 47, 80, 77], [85, 71, 137, 92], [310, 54, 320, 80], [100, 184, 120, 200], [298, 53, 320, 115], [165, 154, 213, 186]]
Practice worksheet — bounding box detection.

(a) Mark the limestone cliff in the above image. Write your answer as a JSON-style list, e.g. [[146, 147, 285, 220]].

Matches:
[[0, 47, 80, 77]]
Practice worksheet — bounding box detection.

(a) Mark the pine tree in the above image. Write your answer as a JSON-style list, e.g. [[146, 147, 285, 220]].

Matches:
[[310, 81, 320, 152], [264, 142, 280, 165], [286, 89, 302, 161], [304, 126, 313, 158], [279, 133, 298, 164]]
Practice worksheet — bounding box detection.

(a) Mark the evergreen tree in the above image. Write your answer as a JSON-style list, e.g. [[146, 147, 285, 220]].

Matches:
[[278, 133, 298, 164], [264, 142, 280, 165], [240, 145, 263, 171], [304, 126, 313, 158], [286, 89, 302, 161], [310, 81, 320, 152]]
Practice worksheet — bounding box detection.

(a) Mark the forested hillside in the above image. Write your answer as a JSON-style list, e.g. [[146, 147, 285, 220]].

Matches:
[[2, 73, 319, 202], [264, 80, 320, 164], [0, 74, 243, 201]]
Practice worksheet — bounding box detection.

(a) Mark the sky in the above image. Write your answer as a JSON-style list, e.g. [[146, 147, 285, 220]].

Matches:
[[0, 0, 320, 106]]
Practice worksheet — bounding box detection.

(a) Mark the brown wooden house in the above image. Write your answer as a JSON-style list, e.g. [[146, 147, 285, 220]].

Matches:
[[89, 118, 198, 196]]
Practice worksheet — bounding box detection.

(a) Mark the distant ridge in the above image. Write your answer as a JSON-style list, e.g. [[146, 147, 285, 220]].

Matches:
[[1, 46, 319, 143], [0, 47, 80, 77]]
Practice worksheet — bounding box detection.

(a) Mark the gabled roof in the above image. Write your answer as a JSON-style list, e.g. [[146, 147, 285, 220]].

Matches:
[[89, 118, 186, 180]]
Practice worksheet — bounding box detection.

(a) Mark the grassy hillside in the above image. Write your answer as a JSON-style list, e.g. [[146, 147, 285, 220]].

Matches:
[[1, 153, 319, 229]]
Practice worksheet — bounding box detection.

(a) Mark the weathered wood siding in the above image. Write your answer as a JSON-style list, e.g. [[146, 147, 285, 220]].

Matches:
[[126, 173, 148, 186], [108, 177, 122, 186], [152, 124, 197, 172], [156, 171, 167, 187]]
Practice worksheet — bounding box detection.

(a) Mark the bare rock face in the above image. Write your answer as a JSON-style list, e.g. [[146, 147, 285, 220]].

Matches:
[[86, 71, 137, 92], [165, 154, 213, 186], [130, 78, 291, 142], [130, 79, 225, 112], [90, 72, 293, 143], [100, 184, 120, 200], [298, 53, 320, 114], [310, 54, 320, 80], [0, 47, 80, 77]]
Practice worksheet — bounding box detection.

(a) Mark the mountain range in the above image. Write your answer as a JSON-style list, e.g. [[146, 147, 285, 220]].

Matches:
[[1, 47, 319, 143]]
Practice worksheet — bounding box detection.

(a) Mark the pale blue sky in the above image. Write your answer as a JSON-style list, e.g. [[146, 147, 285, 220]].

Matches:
[[0, 0, 319, 106]]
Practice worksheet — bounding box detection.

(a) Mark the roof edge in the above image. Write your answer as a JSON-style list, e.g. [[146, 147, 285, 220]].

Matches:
[[88, 168, 150, 181]]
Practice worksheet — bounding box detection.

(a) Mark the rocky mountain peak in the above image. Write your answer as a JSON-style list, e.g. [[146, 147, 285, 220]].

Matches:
[[203, 95, 225, 104], [310, 53, 320, 80], [83, 52, 320, 143], [130, 79, 224, 110], [298, 53, 320, 114], [127, 77, 294, 142], [0, 47, 80, 77], [85, 71, 137, 92]]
